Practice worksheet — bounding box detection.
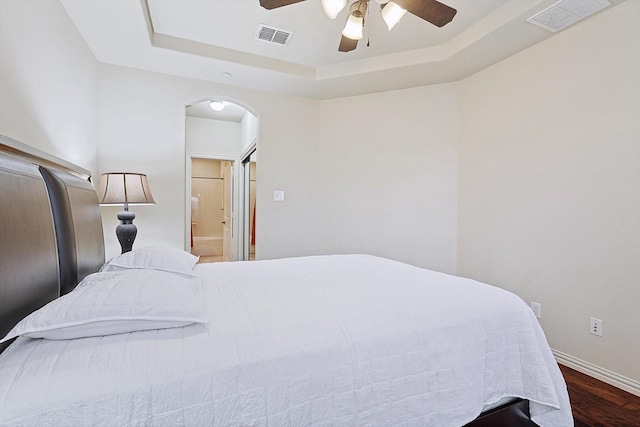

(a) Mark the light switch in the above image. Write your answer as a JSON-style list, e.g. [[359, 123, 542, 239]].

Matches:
[[273, 190, 285, 202]]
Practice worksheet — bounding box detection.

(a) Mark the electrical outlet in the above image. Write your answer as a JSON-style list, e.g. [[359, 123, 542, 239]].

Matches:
[[590, 317, 603, 336], [531, 302, 542, 319]]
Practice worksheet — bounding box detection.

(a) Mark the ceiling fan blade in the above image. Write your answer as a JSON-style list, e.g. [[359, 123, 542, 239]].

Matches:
[[394, 0, 457, 27], [259, 0, 306, 10], [338, 36, 358, 52]]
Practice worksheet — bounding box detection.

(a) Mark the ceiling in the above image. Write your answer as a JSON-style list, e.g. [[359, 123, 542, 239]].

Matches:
[[186, 101, 249, 122], [60, 0, 622, 100]]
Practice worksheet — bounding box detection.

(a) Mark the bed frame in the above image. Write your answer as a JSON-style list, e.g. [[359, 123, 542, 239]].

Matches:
[[0, 135, 104, 353], [0, 134, 538, 426]]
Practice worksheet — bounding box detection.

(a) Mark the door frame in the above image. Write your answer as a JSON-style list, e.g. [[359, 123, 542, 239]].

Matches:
[[239, 140, 256, 261], [185, 153, 238, 260]]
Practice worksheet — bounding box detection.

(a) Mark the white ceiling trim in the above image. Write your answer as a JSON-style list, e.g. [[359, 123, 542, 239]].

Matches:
[[142, 0, 551, 82], [317, 0, 550, 80], [141, 0, 315, 79], [152, 32, 317, 79], [62, 0, 625, 100]]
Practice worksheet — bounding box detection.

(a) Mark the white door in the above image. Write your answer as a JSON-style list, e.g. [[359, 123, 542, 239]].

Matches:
[[222, 161, 233, 262]]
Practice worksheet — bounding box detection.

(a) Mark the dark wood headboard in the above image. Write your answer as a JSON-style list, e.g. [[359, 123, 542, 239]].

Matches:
[[0, 135, 105, 353], [39, 166, 105, 294]]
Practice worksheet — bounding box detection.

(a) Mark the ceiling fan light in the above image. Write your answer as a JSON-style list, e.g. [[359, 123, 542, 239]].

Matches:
[[381, 1, 407, 31], [210, 101, 225, 111], [342, 15, 363, 40], [321, 0, 347, 19]]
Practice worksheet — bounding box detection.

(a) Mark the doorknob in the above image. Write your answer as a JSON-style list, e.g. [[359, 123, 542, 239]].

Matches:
[[222, 221, 226, 224]]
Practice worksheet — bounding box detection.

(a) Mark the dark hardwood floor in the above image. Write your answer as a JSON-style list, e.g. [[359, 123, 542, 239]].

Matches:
[[559, 364, 640, 427]]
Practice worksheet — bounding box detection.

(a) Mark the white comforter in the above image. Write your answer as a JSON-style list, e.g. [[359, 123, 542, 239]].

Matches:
[[0, 254, 572, 426]]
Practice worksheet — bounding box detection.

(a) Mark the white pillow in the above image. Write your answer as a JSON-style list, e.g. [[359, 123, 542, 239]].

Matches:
[[100, 247, 199, 277], [0, 269, 208, 342]]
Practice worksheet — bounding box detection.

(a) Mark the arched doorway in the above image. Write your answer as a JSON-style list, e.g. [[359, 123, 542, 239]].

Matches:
[[184, 98, 258, 262]]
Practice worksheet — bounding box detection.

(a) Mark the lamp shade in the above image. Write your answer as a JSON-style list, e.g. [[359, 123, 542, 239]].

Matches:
[[321, 0, 347, 19], [342, 15, 364, 40], [381, 1, 407, 30], [97, 172, 155, 206]]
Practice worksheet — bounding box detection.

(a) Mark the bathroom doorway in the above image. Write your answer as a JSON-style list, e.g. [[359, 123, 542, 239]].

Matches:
[[184, 97, 258, 262], [190, 158, 234, 263]]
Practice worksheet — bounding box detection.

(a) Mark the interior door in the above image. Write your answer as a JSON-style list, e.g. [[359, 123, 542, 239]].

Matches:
[[222, 161, 233, 262]]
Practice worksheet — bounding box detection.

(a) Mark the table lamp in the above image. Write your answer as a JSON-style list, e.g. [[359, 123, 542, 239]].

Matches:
[[97, 172, 155, 253]]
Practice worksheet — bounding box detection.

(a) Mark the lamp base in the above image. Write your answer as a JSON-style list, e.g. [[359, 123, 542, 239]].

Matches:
[[116, 210, 137, 254]]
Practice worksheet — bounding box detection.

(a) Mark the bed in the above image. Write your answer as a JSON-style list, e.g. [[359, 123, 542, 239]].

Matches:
[[0, 138, 573, 426]]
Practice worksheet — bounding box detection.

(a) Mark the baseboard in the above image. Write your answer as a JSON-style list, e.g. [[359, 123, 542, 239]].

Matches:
[[553, 349, 640, 397]]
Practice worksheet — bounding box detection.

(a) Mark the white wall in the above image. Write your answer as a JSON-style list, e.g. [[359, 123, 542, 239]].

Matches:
[[0, 0, 98, 172], [317, 84, 460, 274], [241, 112, 259, 153], [458, 0, 640, 383], [185, 116, 241, 156], [97, 64, 320, 260]]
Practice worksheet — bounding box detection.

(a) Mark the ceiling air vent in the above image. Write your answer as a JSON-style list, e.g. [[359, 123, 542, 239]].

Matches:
[[256, 24, 293, 46], [527, 0, 611, 32]]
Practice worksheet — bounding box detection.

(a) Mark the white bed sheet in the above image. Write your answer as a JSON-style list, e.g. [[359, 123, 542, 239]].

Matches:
[[0, 254, 572, 426]]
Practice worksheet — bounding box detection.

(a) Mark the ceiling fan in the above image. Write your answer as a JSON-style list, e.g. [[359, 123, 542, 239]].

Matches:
[[259, 0, 457, 52]]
